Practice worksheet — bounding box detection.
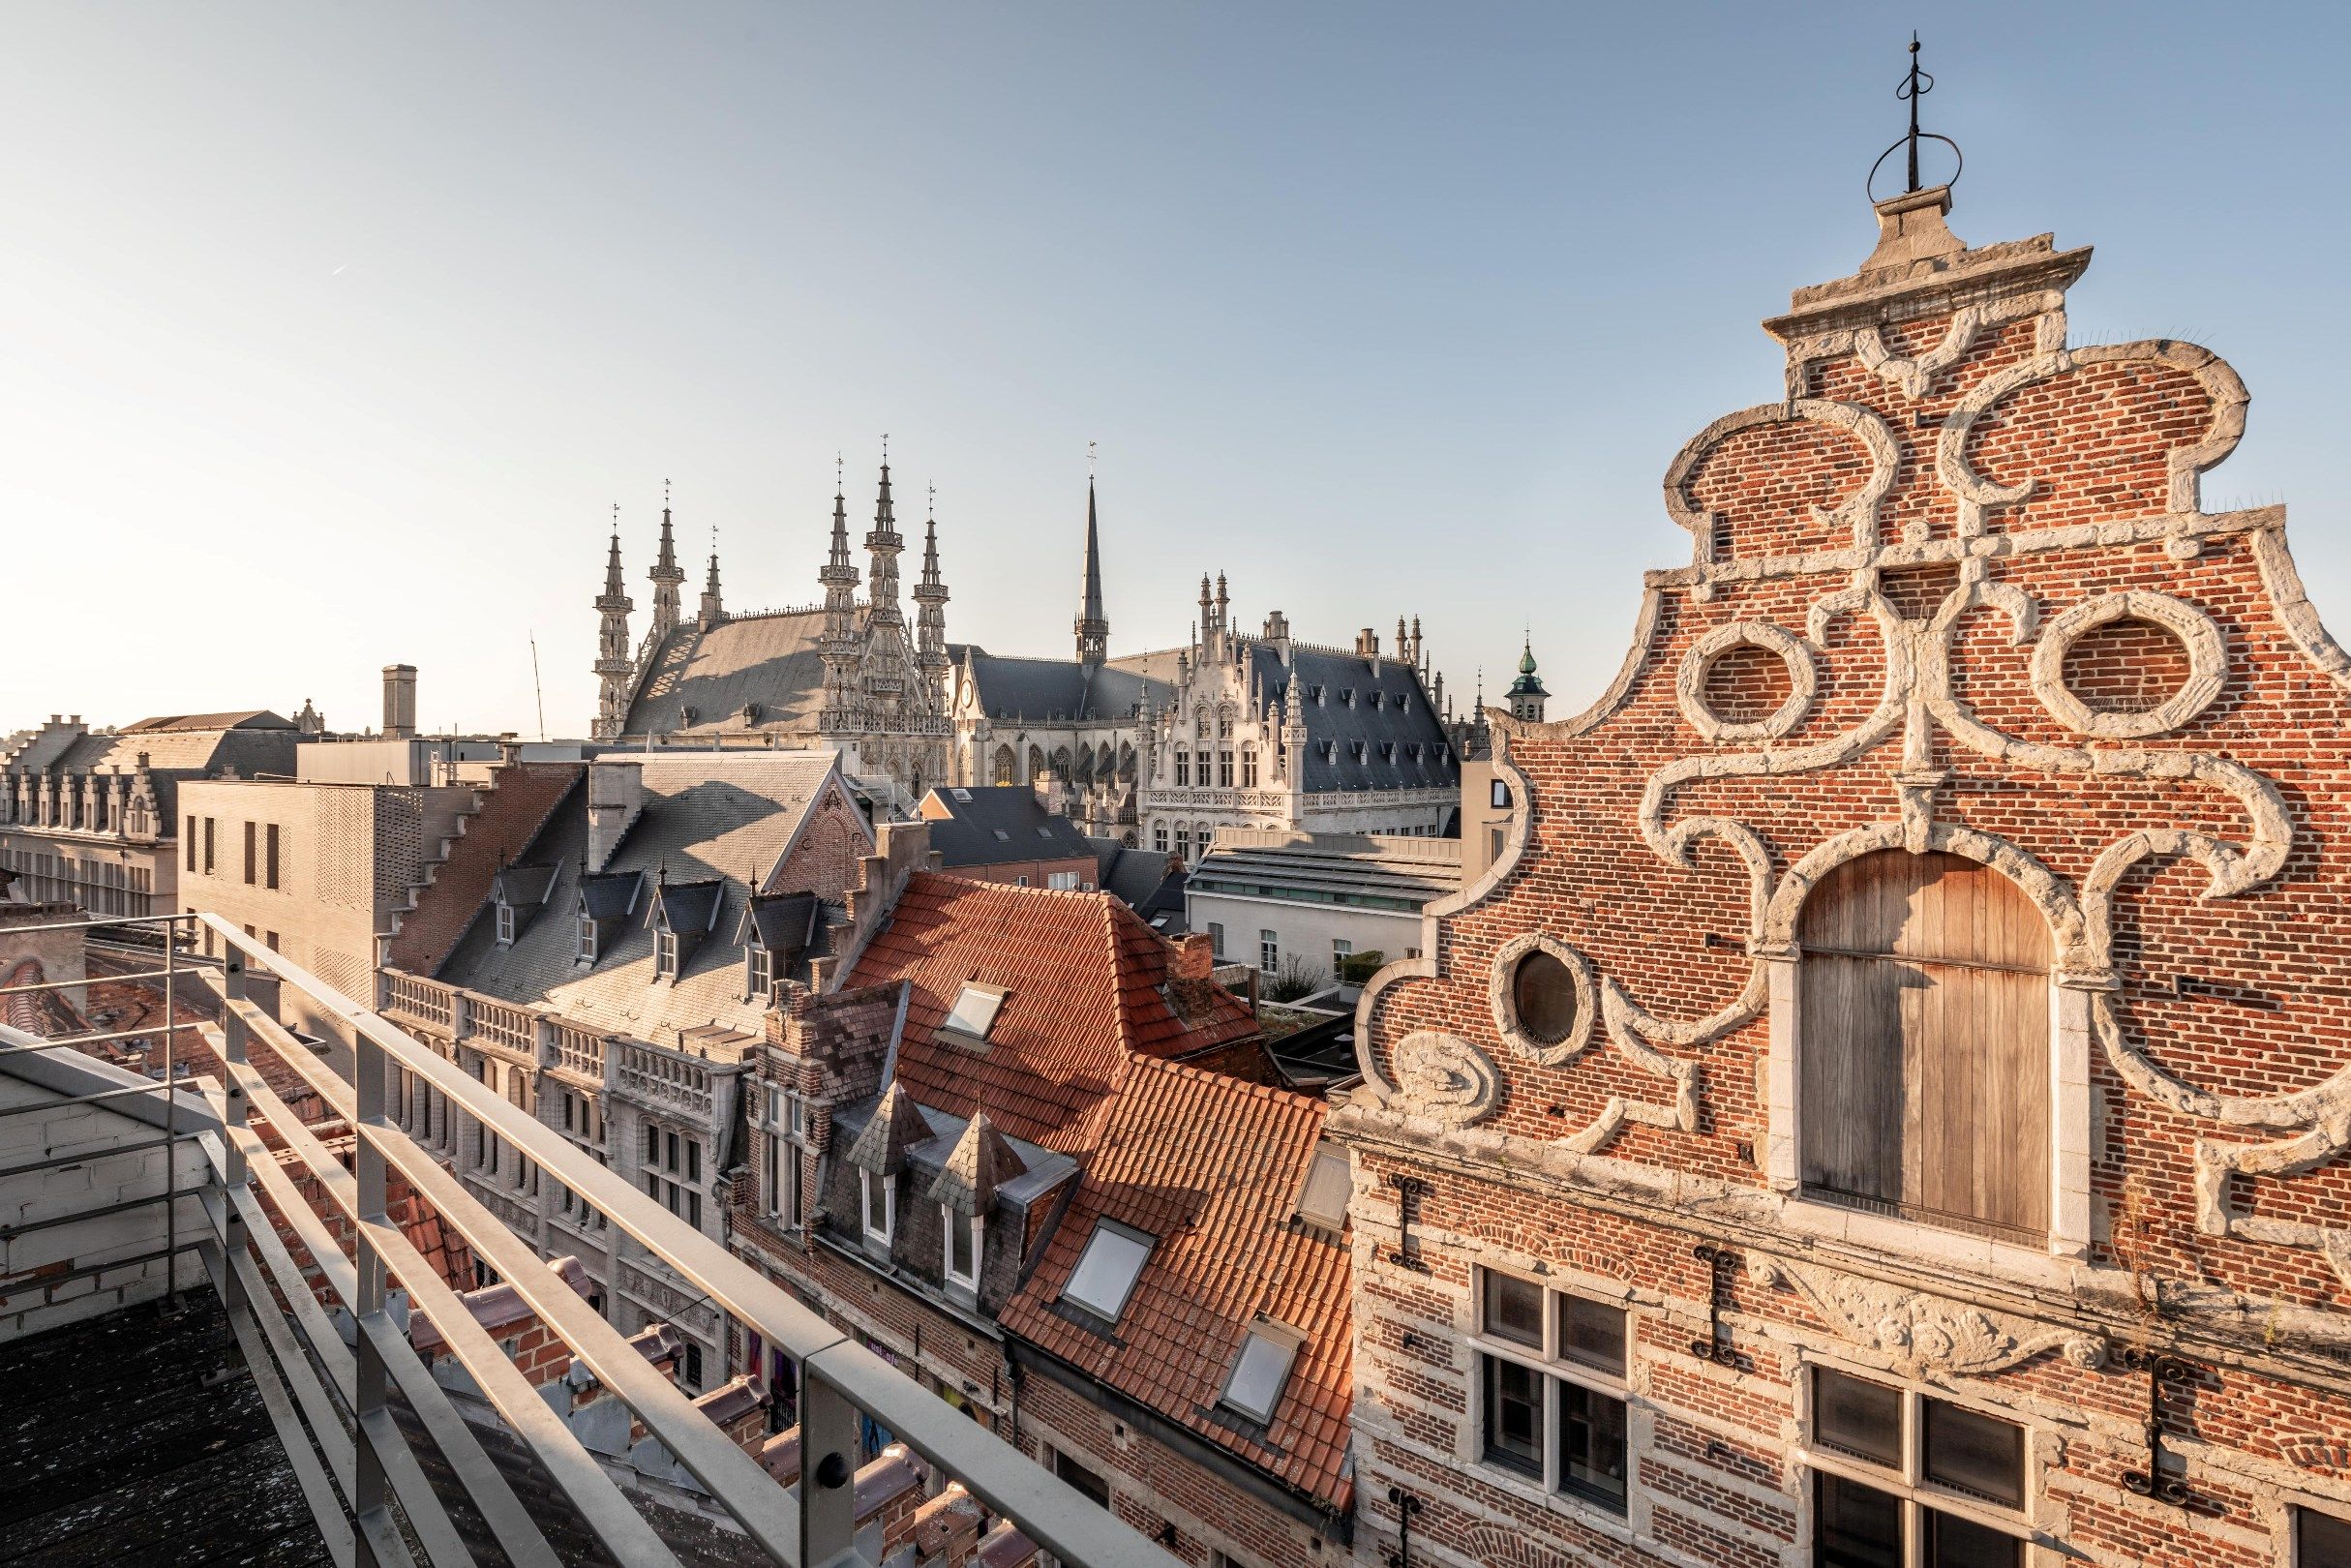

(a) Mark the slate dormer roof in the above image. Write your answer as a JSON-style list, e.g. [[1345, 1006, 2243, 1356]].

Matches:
[[492, 863, 560, 910], [845, 1082, 933, 1177], [650, 876, 726, 938], [927, 1112, 1026, 1217], [1251, 642, 1457, 794], [579, 869, 646, 923], [739, 890, 822, 955]]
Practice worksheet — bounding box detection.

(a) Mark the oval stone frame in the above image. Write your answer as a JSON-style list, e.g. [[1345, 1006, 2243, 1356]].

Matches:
[[1488, 932, 1598, 1067], [2029, 589, 2226, 739], [1676, 620, 1818, 742]]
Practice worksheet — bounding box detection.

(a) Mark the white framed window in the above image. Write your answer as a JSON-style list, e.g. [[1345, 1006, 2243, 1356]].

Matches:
[[1490, 778, 1511, 809], [495, 902, 516, 946], [655, 925, 679, 980], [943, 1206, 982, 1289], [1218, 1319, 1302, 1426], [1293, 1144, 1351, 1236], [1046, 869, 1080, 890], [859, 1169, 894, 1246], [1014, 875, 1030, 887], [1259, 930, 1279, 975], [1474, 1270, 1630, 1518], [942, 982, 1008, 1041], [1207, 921, 1225, 959], [577, 910, 598, 963], [1061, 1220, 1152, 1323], [765, 1130, 799, 1224], [1801, 1364, 2032, 1566], [747, 944, 773, 1001], [1332, 937, 1352, 979]]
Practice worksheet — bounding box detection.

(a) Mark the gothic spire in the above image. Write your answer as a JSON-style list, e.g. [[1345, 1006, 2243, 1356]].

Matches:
[[699, 528, 726, 629], [865, 446, 904, 626], [819, 458, 860, 724], [1075, 475, 1109, 669], [648, 484, 685, 642], [591, 516, 636, 742], [914, 485, 951, 709]]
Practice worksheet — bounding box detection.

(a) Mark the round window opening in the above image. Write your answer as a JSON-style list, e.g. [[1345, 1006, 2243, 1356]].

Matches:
[[1512, 950, 1583, 1047], [2059, 616, 2193, 716]]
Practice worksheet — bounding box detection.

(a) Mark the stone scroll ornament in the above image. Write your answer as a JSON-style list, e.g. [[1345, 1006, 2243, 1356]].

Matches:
[[1745, 1254, 2106, 1378]]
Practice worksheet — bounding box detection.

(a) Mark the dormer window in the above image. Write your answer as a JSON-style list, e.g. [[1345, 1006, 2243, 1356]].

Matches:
[[860, 1170, 894, 1246], [495, 902, 516, 947], [1061, 1220, 1152, 1324], [747, 943, 773, 1002], [942, 982, 1008, 1044], [1371, 691, 1384, 709], [1341, 688, 1357, 709], [1219, 1320, 1303, 1426], [577, 910, 599, 964], [1379, 741, 1395, 762], [655, 923, 679, 980], [950, 786, 972, 801], [944, 1207, 982, 1289]]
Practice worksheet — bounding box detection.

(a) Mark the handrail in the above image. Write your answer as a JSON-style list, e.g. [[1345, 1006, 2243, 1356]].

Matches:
[[194, 914, 1182, 1568]]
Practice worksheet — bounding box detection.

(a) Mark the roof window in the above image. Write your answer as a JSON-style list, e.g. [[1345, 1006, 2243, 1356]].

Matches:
[[993, 829, 1011, 841], [1371, 691, 1384, 709], [1038, 827, 1054, 839], [1219, 1320, 1302, 1425], [942, 982, 1009, 1041], [1341, 688, 1357, 708], [1294, 1144, 1351, 1234], [950, 787, 973, 801], [1061, 1221, 1152, 1322]]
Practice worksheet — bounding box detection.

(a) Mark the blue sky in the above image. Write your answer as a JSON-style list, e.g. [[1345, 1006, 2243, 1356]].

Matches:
[[4, 3, 2345, 736]]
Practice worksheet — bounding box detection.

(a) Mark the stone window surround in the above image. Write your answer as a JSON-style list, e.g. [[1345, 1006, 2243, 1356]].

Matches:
[[1464, 1264, 1638, 1528], [1761, 911, 2095, 1268], [1791, 1348, 2047, 1560]]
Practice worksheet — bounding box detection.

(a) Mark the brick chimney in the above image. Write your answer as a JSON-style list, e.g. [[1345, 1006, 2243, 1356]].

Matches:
[[1166, 932, 1220, 1022], [381, 664, 418, 739]]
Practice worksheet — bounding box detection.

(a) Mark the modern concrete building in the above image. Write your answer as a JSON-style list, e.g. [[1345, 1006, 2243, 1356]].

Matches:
[[1185, 828, 1460, 987]]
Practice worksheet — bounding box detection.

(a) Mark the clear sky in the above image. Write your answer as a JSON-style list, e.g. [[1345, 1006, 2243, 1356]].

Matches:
[[4, 3, 2346, 738]]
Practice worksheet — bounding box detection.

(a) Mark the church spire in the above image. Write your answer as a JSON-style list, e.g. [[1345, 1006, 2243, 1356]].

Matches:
[[591, 513, 635, 741], [648, 482, 685, 642], [1075, 472, 1109, 669], [865, 444, 904, 627], [698, 524, 726, 629], [819, 457, 860, 725]]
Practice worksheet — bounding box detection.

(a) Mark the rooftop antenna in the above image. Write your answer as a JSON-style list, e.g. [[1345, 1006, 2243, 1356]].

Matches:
[[528, 630, 547, 742], [1868, 33, 1962, 200]]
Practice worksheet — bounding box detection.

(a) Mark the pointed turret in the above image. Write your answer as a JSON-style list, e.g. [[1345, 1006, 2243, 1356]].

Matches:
[[914, 487, 950, 712], [699, 544, 726, 630], [865, 456, 905, 628], [591, 526, 636, 741], [648, 497, 686, 643], [1506, 635, 1549, 723], [1074, 479, 1109, 669], [819, 463, 861, 725]]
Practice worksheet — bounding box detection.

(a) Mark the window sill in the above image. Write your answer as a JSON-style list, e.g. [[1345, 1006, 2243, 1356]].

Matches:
[[1469, 1457, 1641, 1543], [1779, 1195, 2076, 1285]]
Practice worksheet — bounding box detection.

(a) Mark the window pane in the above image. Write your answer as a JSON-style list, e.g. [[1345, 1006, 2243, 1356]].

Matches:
[[1482, 1273, 1543, 1347], [1222, 1330, 1297, 1424], [1926, 1508, 2024, 1568], [1815, 1472, 1903, 1568], [949, 1214, 975, 1277], [1923, 1398, 2025, 1508], [1815, 1368, 1902, 1468], [1063, 1224, 1153, 1321], [1054, 1450, 1110, 1509], [1480, 1355, 1544, 1476], [1557, 1380, 1628, 1513], [1512, 950, 1582, 1044], [1296, 1150, 1351, 1229], [1558, 1296, 1626, 1375], [2301, 1508, 2351, 1568]]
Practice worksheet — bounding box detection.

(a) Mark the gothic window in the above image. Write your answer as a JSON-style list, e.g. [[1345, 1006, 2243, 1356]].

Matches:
[[1798, 851, 2051, 1241], [1175, 750, 1191, 788], [1195, 709, 1210, 739], [1240, 747, 1258, 789], [1175, 824, 1191, 861], [1218, 709, 1232, 738], [1118, 744, 1135, 780], [1154, 824, 1169, 853], [1028, 744, 1045, 780], [1218, 750, 1233, 788], [992, 745, 1015, 786], [1051, 745, 1072, 777]]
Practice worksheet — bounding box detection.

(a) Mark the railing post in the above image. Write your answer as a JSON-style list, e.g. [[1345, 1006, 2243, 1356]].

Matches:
[[352, 1016, 392, 1562], [219, 945, 250, 1315], [162, 917, 179, 1303], [799, 1370, 863, 1568]]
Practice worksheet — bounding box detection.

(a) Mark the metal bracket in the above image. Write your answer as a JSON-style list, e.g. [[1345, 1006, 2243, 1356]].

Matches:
[[2117, 1347, 2216, 1513], [1386, 1174, 1431, 1273], [1689, 1244, 1743, 1368]]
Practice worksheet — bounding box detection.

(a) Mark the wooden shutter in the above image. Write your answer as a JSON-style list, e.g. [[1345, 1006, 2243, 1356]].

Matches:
[[1799, 851, 2050, 1237]]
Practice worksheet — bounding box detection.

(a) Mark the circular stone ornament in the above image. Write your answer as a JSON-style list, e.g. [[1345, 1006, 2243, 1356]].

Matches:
[[1676, 621, 1818, 742], [2030, 589, 2225, 739], [1488, 932, 1598, 1066]]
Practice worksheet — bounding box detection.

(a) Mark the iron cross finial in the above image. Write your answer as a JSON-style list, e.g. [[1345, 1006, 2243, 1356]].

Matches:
[[1868, 33, 1961, 201]]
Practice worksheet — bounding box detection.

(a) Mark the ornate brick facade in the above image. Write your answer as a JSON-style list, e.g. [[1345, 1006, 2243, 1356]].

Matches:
[[1338, 184, 2351, 1567]]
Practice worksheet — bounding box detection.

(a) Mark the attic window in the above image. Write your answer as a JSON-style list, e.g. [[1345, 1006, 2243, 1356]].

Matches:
[[1308, 684, 1325, 705], [1341, 688, 1357, 708], [747, 944, 773, 1002], [655, 924, 679, 980], [1406, 742, 1423, 761], [1219, 1320, 1303, 1427], [1379, 741, 1395, 762], [577, 908, 599, 964], [1062, 1221, 1152, 1323], [495, 902, 516, 947], [942, 982, 1009, 1042], [1349, 740, 1367, 762], [1038, 827, 1054, 839], [1371, 691, 1385, 709], [1294, 1144, 1351, 1234]]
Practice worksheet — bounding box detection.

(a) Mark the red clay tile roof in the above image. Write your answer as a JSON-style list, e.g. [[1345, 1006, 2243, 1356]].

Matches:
[[844, 873, 1258, 1152], [384, 763, 585, 977], [996, 1056, 1352, 1513]]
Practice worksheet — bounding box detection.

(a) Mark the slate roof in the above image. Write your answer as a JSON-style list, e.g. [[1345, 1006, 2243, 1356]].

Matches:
[[997, 1056, 1352, 1512], [957, 649, 1176, 724], [741, 891, 823, 953], [385, 764, 585, 976], [492, 863, 560, 909], [620, 611, 829, 739], [920, 788, 1096, 869], [435, 754, 840, 1044], [12, 717, 305, 824], [843, 873, 1258, 1151], [929, 1112, 1025, 1216], [1253, 644, 1457, 794], [119, 709, 296, 734], [653, 877, 727, 938], [1187, 836, 1462, 915], [1093, 844, 1188, 931]]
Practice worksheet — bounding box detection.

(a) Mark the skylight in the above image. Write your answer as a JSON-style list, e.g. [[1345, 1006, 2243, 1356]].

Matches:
[[1061, 1221, 1152, 1321], [942, 982, 1008, 1040], [993, 829, 1011, 842], [950, 787, 973, 801], [1294, 1146, 1351, 1232], [1220, 1321, 1301, 1425]]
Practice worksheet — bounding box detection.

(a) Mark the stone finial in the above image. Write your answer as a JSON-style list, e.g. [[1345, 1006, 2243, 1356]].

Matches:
[[1859, 184, 1967, 278]]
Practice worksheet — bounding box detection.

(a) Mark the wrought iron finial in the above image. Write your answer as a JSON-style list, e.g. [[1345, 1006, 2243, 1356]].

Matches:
[[664, 475, 672, 507], [927, 482, 936, 523], [881, 432, 889, 466], [1867, 33, 1961, 201], [1088, 438, 1098, 478], [835, 452, 844, 495]]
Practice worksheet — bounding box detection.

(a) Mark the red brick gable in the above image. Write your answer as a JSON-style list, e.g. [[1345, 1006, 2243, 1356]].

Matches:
[[998, 1056, 1353, 1514], [844, 872, 1258, 1151], [384, 763, 584, 976]]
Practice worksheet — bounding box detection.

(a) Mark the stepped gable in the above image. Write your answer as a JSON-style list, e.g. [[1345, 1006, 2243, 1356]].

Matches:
[[383, 762, 586, 976], [998, 1055, 1352, 1513], [843, 872, 1256, 1151]]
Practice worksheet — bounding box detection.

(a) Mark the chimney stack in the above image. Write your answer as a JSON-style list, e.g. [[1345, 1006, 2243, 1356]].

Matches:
[[382, 664, 418, 739], [587, 759, 645, 872]]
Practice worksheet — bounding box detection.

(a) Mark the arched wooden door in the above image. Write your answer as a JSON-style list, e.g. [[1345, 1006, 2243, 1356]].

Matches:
[[1798, 850, 2051, 1239]]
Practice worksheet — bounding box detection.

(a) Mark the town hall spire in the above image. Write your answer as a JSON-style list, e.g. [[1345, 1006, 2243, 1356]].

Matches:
[[819, 457, 860, 723], [698, 524, 726, 629], [648, 481, 685, 642], [914, 483, 950, 710], [865, 443, 904, 627], [591, 513, 635, 741]]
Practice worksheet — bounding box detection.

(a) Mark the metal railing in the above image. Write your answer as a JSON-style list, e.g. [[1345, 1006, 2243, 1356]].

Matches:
[[181, 913, 1183, 1567]]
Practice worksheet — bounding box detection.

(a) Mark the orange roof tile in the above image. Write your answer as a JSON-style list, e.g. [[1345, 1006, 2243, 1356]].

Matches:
[[844, 874, 1258, 1152], [996, 1056, 1353, 1513]]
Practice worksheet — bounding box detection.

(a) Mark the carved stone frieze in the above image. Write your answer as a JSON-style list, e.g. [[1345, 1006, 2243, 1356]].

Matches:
[[1380, 1031, 1504, 1128], [1746, 1253, 2106, 1377]]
